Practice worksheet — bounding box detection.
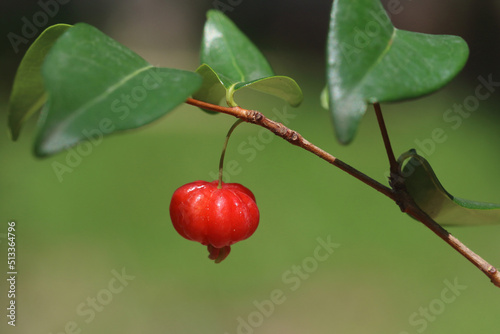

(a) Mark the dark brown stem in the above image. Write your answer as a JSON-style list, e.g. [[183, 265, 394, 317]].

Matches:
[[374, 103, 398, 173], [405, 201, 500, 287], [185, 97, 500, 288]]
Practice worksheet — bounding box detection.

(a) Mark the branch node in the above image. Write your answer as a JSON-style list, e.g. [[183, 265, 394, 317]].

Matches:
[[247, 109, 263, 123], [389, 171, 409, 213], [279, 125, 288, 136]]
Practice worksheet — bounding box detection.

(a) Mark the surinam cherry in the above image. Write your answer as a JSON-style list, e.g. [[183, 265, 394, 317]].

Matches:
[[169, 180, 259, 263], [169, 119, 260, 263]]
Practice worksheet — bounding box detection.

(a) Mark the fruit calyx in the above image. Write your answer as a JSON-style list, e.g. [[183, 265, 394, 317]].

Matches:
[[208, 245, 231, 263]]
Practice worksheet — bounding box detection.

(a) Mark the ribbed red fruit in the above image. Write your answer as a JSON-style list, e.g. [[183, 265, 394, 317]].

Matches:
[[169, 180, 260, 263]]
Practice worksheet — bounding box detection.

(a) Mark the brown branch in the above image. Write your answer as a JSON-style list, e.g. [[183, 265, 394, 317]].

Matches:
[[186, 98, 395, 200], [186, 97, 500, 288], [405, 201, 500, 287]]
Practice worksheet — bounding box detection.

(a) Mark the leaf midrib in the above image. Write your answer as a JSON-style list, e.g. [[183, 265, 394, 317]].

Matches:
[[49, 65, 154, 134], [215, 15, 246, 84], [349, 28, 397, 100]]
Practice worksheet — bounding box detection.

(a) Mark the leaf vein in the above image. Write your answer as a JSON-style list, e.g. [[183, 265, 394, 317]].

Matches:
[[55, 65, 154, 130]]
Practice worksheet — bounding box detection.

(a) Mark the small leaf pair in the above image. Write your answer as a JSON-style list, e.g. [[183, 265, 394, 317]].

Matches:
[[194, 10, 303, 109]]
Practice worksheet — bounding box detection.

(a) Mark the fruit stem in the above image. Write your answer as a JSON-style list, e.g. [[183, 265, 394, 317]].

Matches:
[[218, 119, 244, 189]]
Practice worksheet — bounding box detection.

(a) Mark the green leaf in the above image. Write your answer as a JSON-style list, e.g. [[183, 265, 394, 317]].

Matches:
[[234, 76, 303, 107], [327, 0, 469, 144], [35, 23, 202, 157], [8, 24, 72, 140], [201, 10, 274, 88], [193, 64, 226, 113], [400, 150, 500, 226], [193, 10, 303, 107]]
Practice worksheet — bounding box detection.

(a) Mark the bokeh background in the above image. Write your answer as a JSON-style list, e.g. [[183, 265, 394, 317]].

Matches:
[[1, 1, 500, 333]]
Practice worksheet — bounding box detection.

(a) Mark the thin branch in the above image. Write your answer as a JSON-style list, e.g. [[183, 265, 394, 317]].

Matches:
[[186, 98, 395, 200], [185, 97, 500, 288], [405, 201, 500, 287]]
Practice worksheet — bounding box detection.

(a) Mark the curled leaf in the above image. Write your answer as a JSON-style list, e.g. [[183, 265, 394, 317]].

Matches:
[[8, 24, 72, 140], [400, 150, 500, 226]]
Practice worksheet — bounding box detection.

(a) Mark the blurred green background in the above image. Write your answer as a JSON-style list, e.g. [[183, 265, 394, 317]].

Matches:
[[1, 1, 500, 334]]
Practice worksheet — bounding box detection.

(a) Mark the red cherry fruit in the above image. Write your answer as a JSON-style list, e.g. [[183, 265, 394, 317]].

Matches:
[[169, 180, 260, 263]]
